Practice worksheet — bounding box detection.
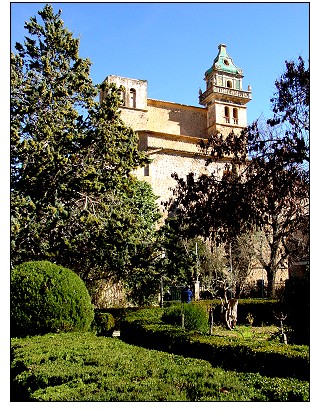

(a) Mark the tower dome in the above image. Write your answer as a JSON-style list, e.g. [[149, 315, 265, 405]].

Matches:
[[199, 44, 252, 137], [205, 44, 243, 77]]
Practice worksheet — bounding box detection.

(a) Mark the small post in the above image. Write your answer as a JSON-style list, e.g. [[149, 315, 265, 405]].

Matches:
[[209, 308, 214, 335], [279, 316, 288, 344], [229, 242, 233, 276], [160, 277, 164, 308], [181, 302, 185, 328], [273, 311, 288, 344], [194, 280, 200, 301]]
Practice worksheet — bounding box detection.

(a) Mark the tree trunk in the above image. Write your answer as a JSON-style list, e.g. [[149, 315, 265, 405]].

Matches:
[[220, 286, 238, 330], [225, 299, 238, 330], [266, 266, 276, 298]]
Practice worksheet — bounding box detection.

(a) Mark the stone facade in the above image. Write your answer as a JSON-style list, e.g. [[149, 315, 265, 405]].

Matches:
[[103, 45, 252, 208]]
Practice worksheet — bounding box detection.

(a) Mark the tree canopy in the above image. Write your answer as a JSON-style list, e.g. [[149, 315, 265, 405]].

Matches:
[[11, 5, 161, 299], [167, 57, 309, 297]]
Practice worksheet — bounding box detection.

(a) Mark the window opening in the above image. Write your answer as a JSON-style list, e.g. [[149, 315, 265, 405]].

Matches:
[[144, 164, 150, 177], [224, 106, 230, 123], [227, 80, 232, 88], [130, 88, 136, 108], [233, 108, 238, 125]]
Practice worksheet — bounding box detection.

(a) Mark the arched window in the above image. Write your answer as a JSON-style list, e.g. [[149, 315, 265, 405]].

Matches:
[[224, 106, 230, 123], [233, 108, 238, 124], [129, 88, 136, 108], [227, 80, 232, 88]]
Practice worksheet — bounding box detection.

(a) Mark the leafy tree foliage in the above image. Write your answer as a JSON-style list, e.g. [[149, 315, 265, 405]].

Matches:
[[167, 57, 309, 297], [157, 218, 198, 286], [11, 5, 161, 292], [159, 217, 259, 298], [266, 56, 309, 165], [158, 218, 226, 295]]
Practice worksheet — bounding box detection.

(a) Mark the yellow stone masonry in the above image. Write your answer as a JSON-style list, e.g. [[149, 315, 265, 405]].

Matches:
[[103, 46, 252, 206]]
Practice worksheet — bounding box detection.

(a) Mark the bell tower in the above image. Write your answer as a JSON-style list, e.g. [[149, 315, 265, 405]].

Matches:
[[199, 44, 252, 137]]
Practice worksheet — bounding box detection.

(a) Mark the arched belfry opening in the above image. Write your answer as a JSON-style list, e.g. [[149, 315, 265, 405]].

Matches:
[[224, 106, 230, 123], [233, 108, 238, 124], [129, 88, 136, 108]]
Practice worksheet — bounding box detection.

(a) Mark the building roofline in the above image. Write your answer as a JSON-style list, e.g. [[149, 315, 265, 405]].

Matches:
[[147, 98, 205, 112], [137, 129, 206, 142]]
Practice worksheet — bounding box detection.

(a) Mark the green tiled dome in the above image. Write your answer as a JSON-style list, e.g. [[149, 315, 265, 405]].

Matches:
[[205, 44, 243, 76]]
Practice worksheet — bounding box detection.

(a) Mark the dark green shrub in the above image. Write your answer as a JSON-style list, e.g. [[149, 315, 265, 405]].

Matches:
[[237, 299, 281, 326], [121, 308, 309, 380], [94, 312, 115, 336], [282, 270, 309, 345], [11, 332, 309, 401], [162, 303, 208, 332], [198, 299, 280, 326], [11, 261, 94, 337]]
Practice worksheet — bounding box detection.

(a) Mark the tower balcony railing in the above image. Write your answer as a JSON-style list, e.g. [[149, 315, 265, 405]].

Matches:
[[199, 85, 252, 105], [224, 117, 238, 125]]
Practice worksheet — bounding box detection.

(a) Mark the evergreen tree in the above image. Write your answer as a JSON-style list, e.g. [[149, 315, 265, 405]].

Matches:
[[11, 5, 160, 287]]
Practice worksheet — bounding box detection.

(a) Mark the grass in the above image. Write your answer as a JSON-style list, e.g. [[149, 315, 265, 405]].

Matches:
[[211, 325, 279, 341], [11, 332, 309, 401]]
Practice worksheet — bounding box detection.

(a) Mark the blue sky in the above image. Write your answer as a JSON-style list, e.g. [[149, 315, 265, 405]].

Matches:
[[10, 1, 309, 124]]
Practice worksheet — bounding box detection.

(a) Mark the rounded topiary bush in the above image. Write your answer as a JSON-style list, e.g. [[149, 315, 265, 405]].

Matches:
[[162, 303, 208, 332], [11, 261, 94, 337]]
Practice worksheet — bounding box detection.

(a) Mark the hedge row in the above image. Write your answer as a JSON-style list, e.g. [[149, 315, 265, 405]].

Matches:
[[93, 307, 141, 330], [11, 332, 309, 401], [120, 308, 309, 381], [194, 299, 281, 326], [165, 299, 281, 326]]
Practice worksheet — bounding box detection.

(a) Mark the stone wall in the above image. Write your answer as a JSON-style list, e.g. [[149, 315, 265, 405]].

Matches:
[[104, 75, 148, 110], [89, 279, 127, 308], [135, 149, 228, 207], [119, 107, 148, 130], [146, 100, 208, 139]]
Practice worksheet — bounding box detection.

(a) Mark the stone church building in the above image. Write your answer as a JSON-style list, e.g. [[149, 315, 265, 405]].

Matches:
[[97, 44, 287, 304], [102, 44, 252, 209]]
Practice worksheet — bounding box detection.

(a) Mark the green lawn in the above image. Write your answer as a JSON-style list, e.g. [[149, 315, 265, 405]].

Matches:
[[211, 324, 279, 341], [11, 332, 309, 401]]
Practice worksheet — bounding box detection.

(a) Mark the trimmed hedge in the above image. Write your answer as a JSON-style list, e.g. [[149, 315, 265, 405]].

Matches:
[[11, 261, 94, 337], [195, 299, 281, 326], [233, 299, 281, 326], [162, 303, 208, 332], [93, 307, 140, 329], [11, 332, 309, 401], [93, 312, 115, 336], [283, 274, 310, 345], [120, 307, 309, 381]]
